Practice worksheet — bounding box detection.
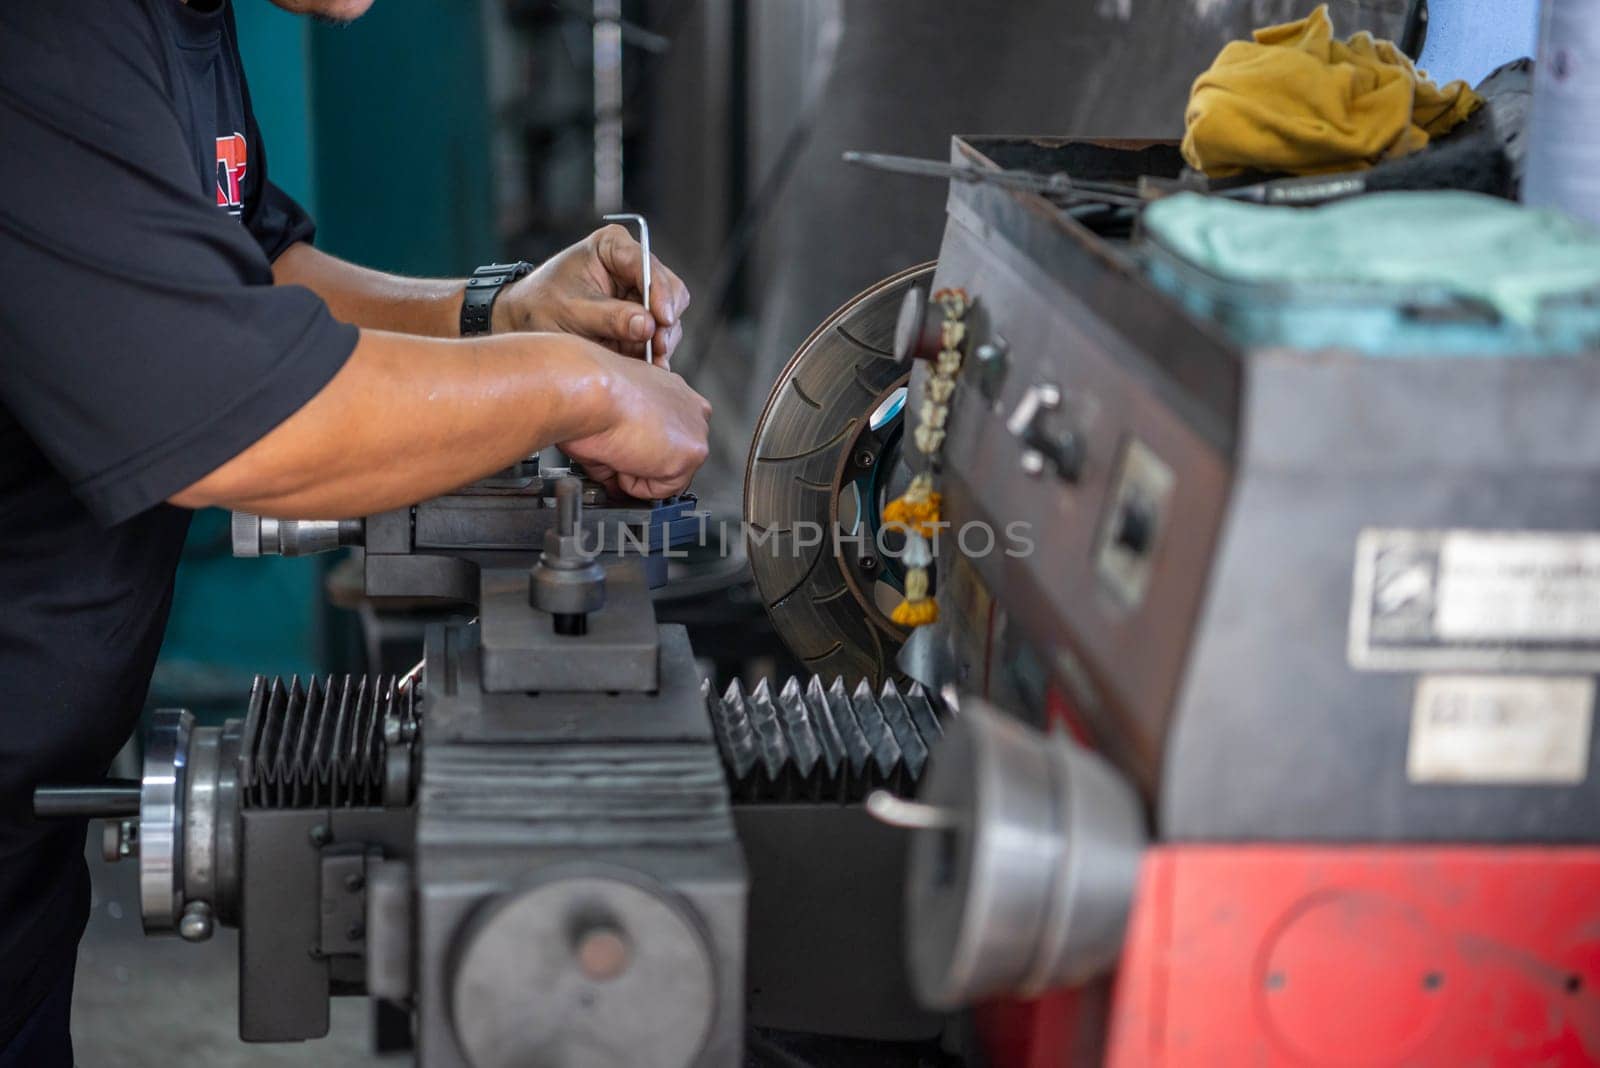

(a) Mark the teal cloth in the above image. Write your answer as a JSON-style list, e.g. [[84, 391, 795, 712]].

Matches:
[[1143, 191, 1600, 326]]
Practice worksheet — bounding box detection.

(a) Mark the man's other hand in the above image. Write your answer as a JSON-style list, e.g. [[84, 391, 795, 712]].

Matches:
[[561, 351, 712, 500], [495, 225, 691, 367]]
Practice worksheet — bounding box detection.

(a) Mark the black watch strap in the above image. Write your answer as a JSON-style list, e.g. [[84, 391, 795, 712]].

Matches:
[[460, 260, 534, 336]]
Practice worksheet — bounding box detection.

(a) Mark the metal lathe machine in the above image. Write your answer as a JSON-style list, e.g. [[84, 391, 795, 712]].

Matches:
[[38, 136, 1600, 1066]]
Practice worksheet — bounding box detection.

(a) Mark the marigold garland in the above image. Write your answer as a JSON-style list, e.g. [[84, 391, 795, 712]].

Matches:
[[887, 287, 969, 627]]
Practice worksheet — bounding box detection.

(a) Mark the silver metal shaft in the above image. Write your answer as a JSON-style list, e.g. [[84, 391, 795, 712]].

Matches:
[[602, 213, 653, 366], [865, 790, 959, 830], [555, 476, 581, 537], [842, 150, 1145, 207]]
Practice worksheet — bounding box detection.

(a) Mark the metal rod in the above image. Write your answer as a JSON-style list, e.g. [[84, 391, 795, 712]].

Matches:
[[842, 150, 1146, 207], [555, 475, 581, 537], [865, 790, 959, 830], [34, 780, 142, 820], [593, 0, 624, 214], [602, 213, 654, 365]]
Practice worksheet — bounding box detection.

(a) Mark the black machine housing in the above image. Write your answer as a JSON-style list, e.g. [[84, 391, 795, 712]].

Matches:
[[68, 468, 948, 1065]]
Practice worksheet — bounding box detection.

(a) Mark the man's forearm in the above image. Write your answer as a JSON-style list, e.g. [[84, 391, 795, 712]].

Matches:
[[272, 242, 464, 337], [171, 330, 611, 517]]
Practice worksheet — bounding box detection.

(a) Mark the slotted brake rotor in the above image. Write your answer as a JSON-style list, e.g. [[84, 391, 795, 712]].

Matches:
[[744, 263, 934, 686]]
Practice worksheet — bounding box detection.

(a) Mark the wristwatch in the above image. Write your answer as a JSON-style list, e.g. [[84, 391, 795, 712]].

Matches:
[[460, 260, 535, 336]]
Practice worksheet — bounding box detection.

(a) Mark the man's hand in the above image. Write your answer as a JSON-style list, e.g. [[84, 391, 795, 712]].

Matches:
[[561, 355, 712, 499], [171, 331, 712, 518], [493, 225, 691, 366]]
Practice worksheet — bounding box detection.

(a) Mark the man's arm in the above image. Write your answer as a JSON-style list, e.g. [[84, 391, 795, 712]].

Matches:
[[0, 14, 708, 529], [170, 329, 711, 517], [271, 243, 464, 338], [273, 225, 692, 363]]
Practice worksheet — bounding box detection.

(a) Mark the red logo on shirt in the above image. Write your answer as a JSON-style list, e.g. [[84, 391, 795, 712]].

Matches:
[[215, 133, 248, 215]]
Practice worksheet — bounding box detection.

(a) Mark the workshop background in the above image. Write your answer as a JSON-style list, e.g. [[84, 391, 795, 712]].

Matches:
[[90, 0, 1542, 1064], [153, 0, 1541, 714]]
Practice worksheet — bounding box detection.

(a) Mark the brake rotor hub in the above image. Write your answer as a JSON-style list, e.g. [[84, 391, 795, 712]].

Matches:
[[744, 263, 934, 685]]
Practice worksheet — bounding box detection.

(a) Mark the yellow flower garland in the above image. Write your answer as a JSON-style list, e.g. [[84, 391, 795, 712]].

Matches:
[[886, 288, 969, 627]]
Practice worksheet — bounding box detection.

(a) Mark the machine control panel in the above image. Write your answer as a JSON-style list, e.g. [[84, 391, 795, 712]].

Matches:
[[1008, 383, 1087, 483], [927, 138, 1239, 788]]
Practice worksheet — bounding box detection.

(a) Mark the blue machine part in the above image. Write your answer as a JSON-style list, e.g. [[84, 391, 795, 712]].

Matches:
[[848, 386, 909, 594], [1418, 0, 1540, 89]]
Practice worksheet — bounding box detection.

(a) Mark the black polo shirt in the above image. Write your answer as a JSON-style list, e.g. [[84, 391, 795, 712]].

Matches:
[[0, 0, 357, 1040]]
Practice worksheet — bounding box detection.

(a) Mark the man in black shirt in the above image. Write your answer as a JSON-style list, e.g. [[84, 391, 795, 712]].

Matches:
[[0, 1, 709, 1062]]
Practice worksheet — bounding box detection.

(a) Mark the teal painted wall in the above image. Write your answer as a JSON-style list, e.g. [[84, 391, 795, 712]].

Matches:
[[309, 1, 496, 274], [234, 0, 318, 211]]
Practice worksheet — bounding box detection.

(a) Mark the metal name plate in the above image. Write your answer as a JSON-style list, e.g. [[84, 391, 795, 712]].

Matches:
[[1350, 528, 1600, 672], [1407, 674, 1594, 785]]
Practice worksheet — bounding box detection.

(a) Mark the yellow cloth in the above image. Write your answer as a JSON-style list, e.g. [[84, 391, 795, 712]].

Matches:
[[1181, 4, 1482, 178]]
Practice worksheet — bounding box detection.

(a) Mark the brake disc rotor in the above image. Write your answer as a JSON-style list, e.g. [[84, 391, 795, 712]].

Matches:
[[744, 263, 934, 686]]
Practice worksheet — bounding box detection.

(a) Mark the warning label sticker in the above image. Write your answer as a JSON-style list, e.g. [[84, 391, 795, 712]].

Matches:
[[1350, 529, 1600, 671], [1408, 674, 1593, 785]]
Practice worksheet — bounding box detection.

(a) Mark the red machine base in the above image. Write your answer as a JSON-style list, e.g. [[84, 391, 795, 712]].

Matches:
[[1098, 846, 1600, 1067]]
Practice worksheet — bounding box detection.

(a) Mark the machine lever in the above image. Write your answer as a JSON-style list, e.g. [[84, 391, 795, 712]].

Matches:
[[33, 780, 142, 820], [1023, 420, 1085, 482], [865, 790, 959, 830]]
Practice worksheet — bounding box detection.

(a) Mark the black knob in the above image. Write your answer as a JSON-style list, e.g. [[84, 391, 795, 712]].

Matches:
[[1022, 418, 1085, 483]]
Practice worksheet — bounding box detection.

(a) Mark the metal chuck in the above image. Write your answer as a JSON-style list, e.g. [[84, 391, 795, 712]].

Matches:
[[883, 698, 1147, 1008], [530, 476, 606, 635]]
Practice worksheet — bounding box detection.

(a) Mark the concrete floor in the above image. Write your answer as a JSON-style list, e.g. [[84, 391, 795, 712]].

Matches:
[[73, 844, 389, 1067]]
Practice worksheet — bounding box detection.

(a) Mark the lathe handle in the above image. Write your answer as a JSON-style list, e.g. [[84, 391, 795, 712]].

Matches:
[[33, 780, 141, 820]]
